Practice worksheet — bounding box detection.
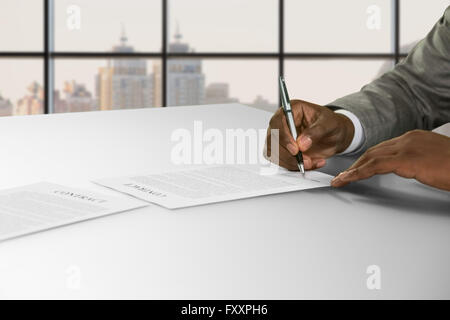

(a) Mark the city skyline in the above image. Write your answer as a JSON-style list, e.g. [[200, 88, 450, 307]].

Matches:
[[0, 26, 278, 116], [1, 1, 447, 116]]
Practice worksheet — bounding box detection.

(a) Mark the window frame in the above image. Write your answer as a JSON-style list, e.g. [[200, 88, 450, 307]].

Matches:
[[0, 0, 406, 114]]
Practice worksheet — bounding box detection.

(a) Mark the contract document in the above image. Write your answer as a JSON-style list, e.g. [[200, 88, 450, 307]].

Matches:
[[0, 182, 147, 242], [94, 166, 333, 209]]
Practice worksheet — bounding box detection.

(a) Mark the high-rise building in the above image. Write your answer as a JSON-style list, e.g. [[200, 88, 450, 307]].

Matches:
[[53, 90, 67, 113], [60, 80, 95, 113], [96, 28, 154, 110], [166, 26, 205, 106], [0, 92, 13, 117], [204, 82, 239, 104], [152, 62, 162, 107], [15, 82, 44, 115]]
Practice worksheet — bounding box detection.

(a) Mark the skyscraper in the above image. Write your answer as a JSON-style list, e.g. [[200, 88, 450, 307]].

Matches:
[[0, 92, 13, 117], [15, 82, 44, 115], [53, 90, 67, 113], [62, 80, 95, 113], [166, 25, 205, 106], [152, 62, 162, 107], [96, 28, 154, 110]]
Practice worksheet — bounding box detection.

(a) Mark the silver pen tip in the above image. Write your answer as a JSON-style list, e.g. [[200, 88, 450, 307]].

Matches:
[[298, 163, 305, 175]]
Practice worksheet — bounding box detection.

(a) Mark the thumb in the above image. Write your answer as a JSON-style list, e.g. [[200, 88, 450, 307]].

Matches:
[[297, 123, 326, 152]]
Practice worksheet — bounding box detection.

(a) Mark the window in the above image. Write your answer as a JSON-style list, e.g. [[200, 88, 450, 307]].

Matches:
[[0, 59, 43, 116], [168, 0, 278, 52], [0, 0, 43, 116], [1, 0, 447, 117], [400, 0, 450, 53], [54, 58, 161, 112], [54, 0, 162, 52], [285, 0, 393, 53], [0, 0, 43, 52], [285, 59, 393, 105]]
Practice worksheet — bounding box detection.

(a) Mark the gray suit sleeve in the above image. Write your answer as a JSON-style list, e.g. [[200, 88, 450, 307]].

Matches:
[[327, 6, 450, 150]]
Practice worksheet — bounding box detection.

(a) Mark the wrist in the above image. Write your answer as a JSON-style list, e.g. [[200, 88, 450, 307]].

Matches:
[[334, 113, 355, 153]]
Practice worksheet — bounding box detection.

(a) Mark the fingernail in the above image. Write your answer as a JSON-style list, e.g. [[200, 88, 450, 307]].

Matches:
[[339, 171, 349, 180], [339, 169, 357, 181], [286, 143, 297, 155], [300, 136, 312, 149], [332, 171, 347, 183]]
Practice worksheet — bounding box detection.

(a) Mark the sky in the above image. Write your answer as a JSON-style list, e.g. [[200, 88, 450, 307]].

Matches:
[[0, 0, 449, 107]]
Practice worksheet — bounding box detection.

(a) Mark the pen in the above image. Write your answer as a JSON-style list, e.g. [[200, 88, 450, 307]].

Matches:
[[279, 76, 305, 174]]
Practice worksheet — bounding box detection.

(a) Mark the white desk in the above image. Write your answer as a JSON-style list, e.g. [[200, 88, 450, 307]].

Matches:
[[0, 104, 449, 299]]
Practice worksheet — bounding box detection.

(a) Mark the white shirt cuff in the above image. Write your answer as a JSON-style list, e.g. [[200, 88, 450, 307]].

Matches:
[[334, 109, 365, 154]]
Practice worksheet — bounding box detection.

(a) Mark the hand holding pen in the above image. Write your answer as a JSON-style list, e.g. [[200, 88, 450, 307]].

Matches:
[[265, 80, 355, 172]]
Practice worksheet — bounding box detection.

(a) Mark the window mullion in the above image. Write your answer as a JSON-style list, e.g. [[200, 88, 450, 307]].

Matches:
[[44, 0, 55, 114], [162, 0, 168, 107]]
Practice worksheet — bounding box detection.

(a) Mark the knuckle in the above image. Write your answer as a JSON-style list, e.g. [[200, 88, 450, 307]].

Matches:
[[400, 133, 414, 144], [268, 110, 283, 128], [350, 167, 360, 176], [290, 99, 303, 109], [268, 116, 277, 129], [308, 123, 325, 137], [314, 123, 325, 132], [404, 129, 424, 138], [402, 130, 425, 146]]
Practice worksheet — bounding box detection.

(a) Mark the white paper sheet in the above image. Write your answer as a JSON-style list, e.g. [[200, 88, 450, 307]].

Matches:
[[0, 182, 147, 242], [94, 166, 333, 209]]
